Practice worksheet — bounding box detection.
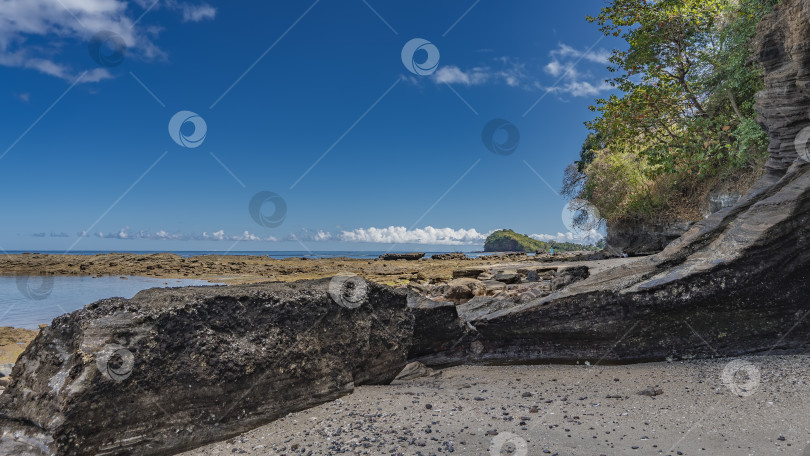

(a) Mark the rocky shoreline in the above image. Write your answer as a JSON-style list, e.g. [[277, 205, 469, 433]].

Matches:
[[4, 0, 810, 453], [0, 251, 594, 286]]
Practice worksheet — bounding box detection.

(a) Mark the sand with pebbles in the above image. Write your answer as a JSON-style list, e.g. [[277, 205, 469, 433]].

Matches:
[[180, 356, 810, 456]]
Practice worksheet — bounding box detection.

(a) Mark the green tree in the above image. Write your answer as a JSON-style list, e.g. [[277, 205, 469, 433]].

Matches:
[[567, 0, 774, 226]]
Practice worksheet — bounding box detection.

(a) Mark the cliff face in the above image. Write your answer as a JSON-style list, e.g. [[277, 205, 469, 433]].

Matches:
[[415, 0, 810, 366], [755, 0, 810, 177]]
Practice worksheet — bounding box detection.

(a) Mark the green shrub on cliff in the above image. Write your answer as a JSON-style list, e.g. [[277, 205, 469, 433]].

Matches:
[[484, 230, 546, 252], [564, 0, 777, 225]]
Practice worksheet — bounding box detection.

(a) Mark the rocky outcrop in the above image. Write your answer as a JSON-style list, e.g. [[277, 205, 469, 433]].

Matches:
[[415, 0, 810, 367], [606, 220, 694, 256], [378, 253, 425, 261], [0, 279, 415, 455], [428, 278, 486, 304], [431, 253, 467, 260]]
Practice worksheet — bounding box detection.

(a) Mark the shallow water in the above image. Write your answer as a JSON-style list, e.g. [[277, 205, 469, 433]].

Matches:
[[0, 276, 219, 329]]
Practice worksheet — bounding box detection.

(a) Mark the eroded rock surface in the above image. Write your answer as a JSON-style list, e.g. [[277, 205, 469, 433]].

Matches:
[[0, 279, 414, 455]]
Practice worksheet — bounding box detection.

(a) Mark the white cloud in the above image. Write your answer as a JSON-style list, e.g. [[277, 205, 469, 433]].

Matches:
[[181, 3, 216, 22], [94, 227, 278, 242], [339, 226, 487, 245], [432, 66, 491, 86], [313, 230, 332, 242], [432, 58, 528, 88], [550, 43, 611, 65], [430, 48, 611, 98], [0, 0, 215, 81], [541, 80, 613, 98], [540, 43, 614, 98]]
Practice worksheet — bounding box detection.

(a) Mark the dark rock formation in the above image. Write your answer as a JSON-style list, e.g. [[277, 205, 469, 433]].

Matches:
[[431, 253, 467, 260], [490, 271, 519, 284], [406, 293, 467, 359], [606, 220, 694, 256], [703, 189, 742, 217], [427, 278, 486, 304], [452, 267, 487, 279], [0, 279, 414, 455], [550, 266, 590, 291], [415, 0, 810, 367], [378, 253, 425, 261]]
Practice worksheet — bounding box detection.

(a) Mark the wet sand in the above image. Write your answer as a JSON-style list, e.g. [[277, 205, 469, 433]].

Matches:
[[0, 327, 38, 365], [182, 356, 810, 456]]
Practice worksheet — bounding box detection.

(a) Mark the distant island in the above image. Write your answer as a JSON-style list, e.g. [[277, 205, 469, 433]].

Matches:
[[483, 229, 603, 253]]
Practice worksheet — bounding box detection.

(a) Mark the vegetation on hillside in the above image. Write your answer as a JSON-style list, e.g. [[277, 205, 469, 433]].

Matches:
[[483, 229, 603, 253], [563, 0, 778, 227]]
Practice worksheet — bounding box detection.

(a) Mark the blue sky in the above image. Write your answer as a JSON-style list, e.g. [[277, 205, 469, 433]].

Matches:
[[0, 0, 619, 252]]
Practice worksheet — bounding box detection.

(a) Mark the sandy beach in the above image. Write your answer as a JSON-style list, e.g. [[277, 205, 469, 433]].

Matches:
[[181, 356, 810, 456]]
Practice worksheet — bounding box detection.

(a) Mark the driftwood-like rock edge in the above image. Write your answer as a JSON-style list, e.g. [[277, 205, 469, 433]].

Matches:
[[0, 280, 415, 455]]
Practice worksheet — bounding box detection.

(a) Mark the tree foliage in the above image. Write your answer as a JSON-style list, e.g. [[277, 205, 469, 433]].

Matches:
[[566, 0, 775, 224]]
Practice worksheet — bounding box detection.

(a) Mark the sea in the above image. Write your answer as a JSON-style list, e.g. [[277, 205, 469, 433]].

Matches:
[[1, 276, 220, 329]]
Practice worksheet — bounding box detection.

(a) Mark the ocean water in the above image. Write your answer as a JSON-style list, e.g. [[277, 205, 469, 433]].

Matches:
[[2, 250, 497, 259], [0, 276, 220, 329]]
